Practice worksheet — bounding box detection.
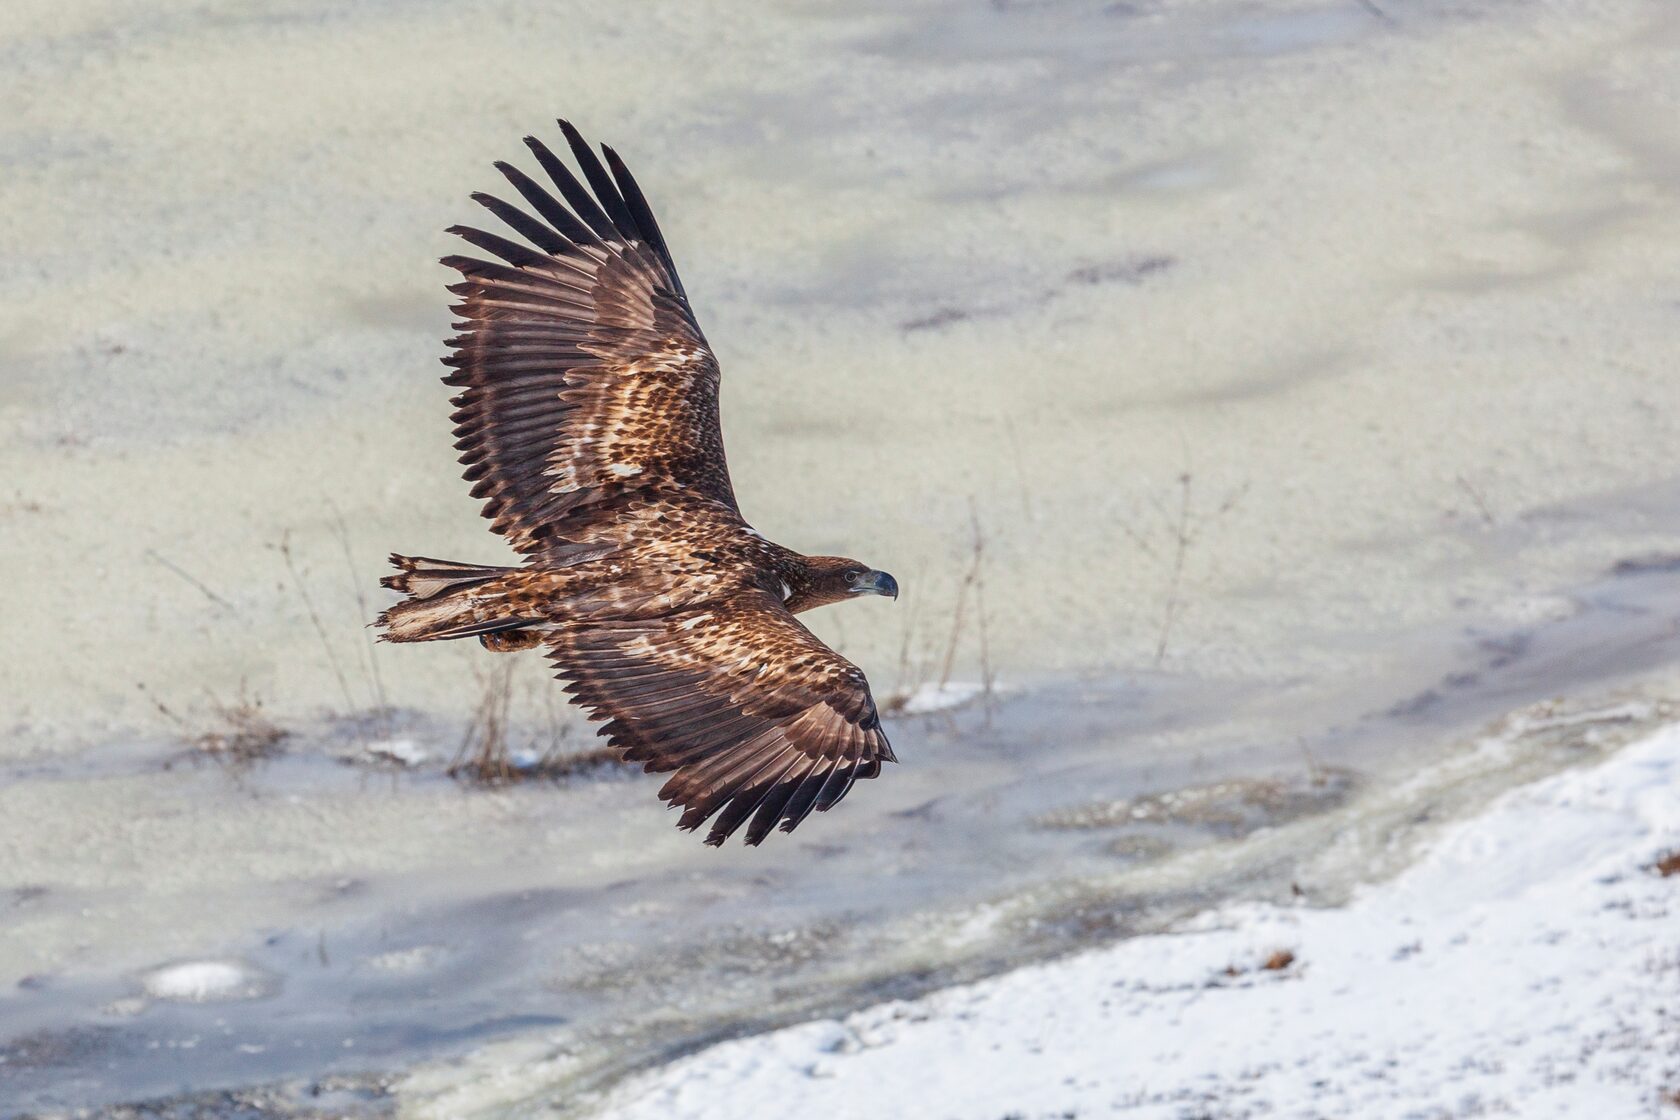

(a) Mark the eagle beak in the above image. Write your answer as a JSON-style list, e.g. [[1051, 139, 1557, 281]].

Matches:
[[863, 570, 899, 601]]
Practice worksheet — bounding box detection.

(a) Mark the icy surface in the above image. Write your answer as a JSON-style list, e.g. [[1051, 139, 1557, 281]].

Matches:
[[597, 725, 1680, 1119]]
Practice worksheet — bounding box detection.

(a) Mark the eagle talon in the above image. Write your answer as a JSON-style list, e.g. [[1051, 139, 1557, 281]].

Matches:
[[479, 630, 545, 653]]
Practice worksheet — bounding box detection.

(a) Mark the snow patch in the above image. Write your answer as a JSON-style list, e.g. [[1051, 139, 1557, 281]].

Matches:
[[366, 738, 428, 766], [890, 681, 987, 715], [141, 959, 275, 1003]]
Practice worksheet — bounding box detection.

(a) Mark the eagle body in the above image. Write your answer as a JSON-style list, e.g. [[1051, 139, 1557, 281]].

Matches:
[[376, 122, 899, 847]]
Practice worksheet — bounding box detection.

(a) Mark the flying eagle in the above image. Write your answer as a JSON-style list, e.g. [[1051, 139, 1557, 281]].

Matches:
[[376, 121, 900, 847]]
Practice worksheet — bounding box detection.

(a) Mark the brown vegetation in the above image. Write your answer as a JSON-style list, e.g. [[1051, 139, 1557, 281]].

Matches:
[[446, 659, 624, 785], [144, 683, 288, 766], [1221, 948, 1297, 979], [881, 503, 995, 721]]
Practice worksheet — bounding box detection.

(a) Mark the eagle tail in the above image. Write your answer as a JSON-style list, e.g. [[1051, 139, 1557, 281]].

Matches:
[[375, 554, 536, 645]]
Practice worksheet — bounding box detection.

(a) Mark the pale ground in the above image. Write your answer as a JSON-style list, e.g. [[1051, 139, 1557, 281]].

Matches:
[[4, 0, 1679, 753]]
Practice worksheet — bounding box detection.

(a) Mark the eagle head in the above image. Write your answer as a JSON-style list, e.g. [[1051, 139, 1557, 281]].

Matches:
[[783, 555, 898, 613]]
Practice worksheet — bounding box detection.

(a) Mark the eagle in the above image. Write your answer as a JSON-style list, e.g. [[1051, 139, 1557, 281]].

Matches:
[[376, 121, 900, 847]]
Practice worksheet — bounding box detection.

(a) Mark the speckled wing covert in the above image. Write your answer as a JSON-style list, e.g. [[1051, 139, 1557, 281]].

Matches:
[[442, 120, 734, 556], [549, 591, 896, 846]]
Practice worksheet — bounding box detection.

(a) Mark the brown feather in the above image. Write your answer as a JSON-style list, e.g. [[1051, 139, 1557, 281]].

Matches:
[[543, 591, 893, 845]]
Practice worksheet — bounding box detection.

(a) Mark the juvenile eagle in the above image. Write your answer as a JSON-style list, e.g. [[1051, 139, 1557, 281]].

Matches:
[[376, 121, 899, 847]]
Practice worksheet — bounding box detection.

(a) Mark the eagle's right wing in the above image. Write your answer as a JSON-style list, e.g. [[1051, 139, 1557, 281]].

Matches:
[[548, 590, 896, 846], [443, 121, 737, 557]]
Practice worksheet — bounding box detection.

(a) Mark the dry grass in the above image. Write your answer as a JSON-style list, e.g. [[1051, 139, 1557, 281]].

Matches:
[[277, 531, 360, 718], [446, 659, 625, 785], [1115, 464, 1247, 666], [881, 503, 996, 721], [448, 659, 517, 783], [1454, 474, 1497, 526], [273, 525, 392, 742], [144, 683, 288, 766], [1650, 850, 1680, 878]]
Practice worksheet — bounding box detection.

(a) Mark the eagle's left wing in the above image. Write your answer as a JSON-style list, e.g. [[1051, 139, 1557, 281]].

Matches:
[[548, 591, 895, 846], [442, 121, 737, 559]]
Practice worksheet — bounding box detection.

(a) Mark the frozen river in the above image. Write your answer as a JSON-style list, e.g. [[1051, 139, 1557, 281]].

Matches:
[[6, 554, 1679, 1115], [4, 0, 1679, 1114]]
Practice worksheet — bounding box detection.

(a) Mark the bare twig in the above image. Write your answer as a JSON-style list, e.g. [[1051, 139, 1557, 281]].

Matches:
[[938, 533, 980, 692], [449, 658, 623, 785], [969, 502, 996, 721], [936, 594, 967, 694], [1298, 737, 1326, 788], [327, 503, 391, 732], [144, 549, 234, 612], [1114, 514, 1159, 561], [140, 681, 287, 766], [890, 592, 923, 701], [450, 658, 516, 783], [1000, 415, 1034, 521], [1127, 455, 1248, 666], [278, 532, 360, 718], [1154, 471, 1194, 666], [1455, 475, 1496, 526]]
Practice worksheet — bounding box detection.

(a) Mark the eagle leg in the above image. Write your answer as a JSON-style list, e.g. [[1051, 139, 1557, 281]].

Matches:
[[480, 630, 546, 653]]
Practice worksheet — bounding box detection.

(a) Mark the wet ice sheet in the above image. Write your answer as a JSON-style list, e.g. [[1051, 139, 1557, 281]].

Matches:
[[4, 559, 1679, 1115]]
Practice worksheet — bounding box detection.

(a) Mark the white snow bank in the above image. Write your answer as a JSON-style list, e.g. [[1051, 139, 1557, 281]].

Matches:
[[598, 725, 1680, 1119], [140, 959, 275, 1003]]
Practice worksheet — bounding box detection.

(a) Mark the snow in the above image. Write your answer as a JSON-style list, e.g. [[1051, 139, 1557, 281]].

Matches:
[[365, 738, 429, 767], [139, 959, 275, 1003], [890, 681, 989, 715], [596, 725, 1680, 1119]]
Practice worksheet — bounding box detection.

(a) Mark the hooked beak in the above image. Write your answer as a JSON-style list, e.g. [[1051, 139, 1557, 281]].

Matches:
[[856, 569, 899, 601]]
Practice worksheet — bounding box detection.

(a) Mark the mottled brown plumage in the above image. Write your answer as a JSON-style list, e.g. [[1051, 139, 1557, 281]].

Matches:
[[376, 121, 899, 846]]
